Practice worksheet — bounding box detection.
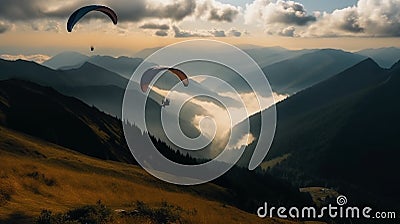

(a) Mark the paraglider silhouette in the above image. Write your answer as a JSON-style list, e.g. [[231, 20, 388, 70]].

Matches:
[[67, 5, 118, 32], [67, 5, 117, 52], [140, 66, 189, 92]]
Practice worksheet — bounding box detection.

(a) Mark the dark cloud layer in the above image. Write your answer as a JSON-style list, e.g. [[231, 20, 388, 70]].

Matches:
[[0, 0, 196, 22], [210, 29, 226, 37], [140, 23, 170, 30], [0, 22, 11, 34], [0, 0, 44, 21], [0, 0, 237, 24], [228, 29, 241, 37], [155, 30, 168, 37]]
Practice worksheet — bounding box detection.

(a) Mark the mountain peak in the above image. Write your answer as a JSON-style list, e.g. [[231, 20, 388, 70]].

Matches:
[[43, 52, 89, 70], [390, 59, 400, 70], [353, 57, 381, 69], [317, 48, 349, 55]]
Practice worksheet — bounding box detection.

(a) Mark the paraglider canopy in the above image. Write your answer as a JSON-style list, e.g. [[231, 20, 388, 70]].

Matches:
[[67, 5, 118, 32], [140, 66, 189, 92]]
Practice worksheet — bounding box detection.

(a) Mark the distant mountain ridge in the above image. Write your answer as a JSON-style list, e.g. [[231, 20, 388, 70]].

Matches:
[[0, 58, 128, 88], [0, 58, 130, 117], [42, 51, 89, 70], [357, 47, 400, 68], [43, 52, 144, 79], [263, 49, 367, 94], [42, 47, 394, 98], [242, 46, 315, 68]]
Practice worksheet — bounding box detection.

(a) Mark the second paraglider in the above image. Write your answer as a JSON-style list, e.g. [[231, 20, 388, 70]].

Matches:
[[140, 66, 189, 92]]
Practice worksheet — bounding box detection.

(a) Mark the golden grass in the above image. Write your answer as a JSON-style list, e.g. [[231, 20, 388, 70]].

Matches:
[[300, 187, 340, 208], [0, 127, 324, 223], [260, 154, 291, 171]]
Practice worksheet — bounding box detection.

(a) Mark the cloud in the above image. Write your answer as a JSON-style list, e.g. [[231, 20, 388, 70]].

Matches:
[[278, 26, 296, 37], [303, 0, 400, 37], [228, 133, 256, 150], [0, 54, 50, 63], [209, 28, 242, 37], [0, 0, 197, 22], [153, 0, 197, 21], [196, 0, 240, 22], [0, 20, 11, 34], [209, 7, 239, 22], [210, 29, 226, 37], [0, 0, 44, 21], [228, 28, 241, 37], [0, 0, 240, 27], [140, 23, 170, 30], [172, 25, 209, 38], [243, 0, 400, 37], [245, 0, 316, 26], [155, 30, 168, 37]]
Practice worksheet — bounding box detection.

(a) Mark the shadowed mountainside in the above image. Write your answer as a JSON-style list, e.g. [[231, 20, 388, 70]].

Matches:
[[240, 58, 400, 209], [0, 79, 133, 163]]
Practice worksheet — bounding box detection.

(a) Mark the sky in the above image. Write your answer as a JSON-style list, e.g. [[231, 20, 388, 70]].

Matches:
[[0, 0, 400, 58]]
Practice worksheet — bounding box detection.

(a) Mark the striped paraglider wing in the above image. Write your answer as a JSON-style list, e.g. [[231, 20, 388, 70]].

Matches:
[[67, 5, 117, 32], [140, 67, 189, 92]]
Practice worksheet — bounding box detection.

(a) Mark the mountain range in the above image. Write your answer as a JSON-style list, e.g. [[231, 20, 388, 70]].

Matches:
[[0, 79, 315, 223], [1, 45, 400, 222], [40, 47, 400, 96], [357, 47, 400, 68], [0, 79, 133, 163], [263, 49, 366, 94], [239, 58, 400, 210], [43, 51, 144, 79]]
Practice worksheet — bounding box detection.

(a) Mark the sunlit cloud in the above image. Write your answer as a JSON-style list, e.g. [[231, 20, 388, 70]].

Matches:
[[244, 0, 316, 26], [277, 26, 296, 37], [218, 91, 288, 117], [303, 0, 400, 37], [227, 133, 256, 150], [196, 0, 241, 22], [0, 54, 50, 63]]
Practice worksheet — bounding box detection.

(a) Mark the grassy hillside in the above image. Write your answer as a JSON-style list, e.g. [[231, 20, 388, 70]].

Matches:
[[0, 126, 324, 224]]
